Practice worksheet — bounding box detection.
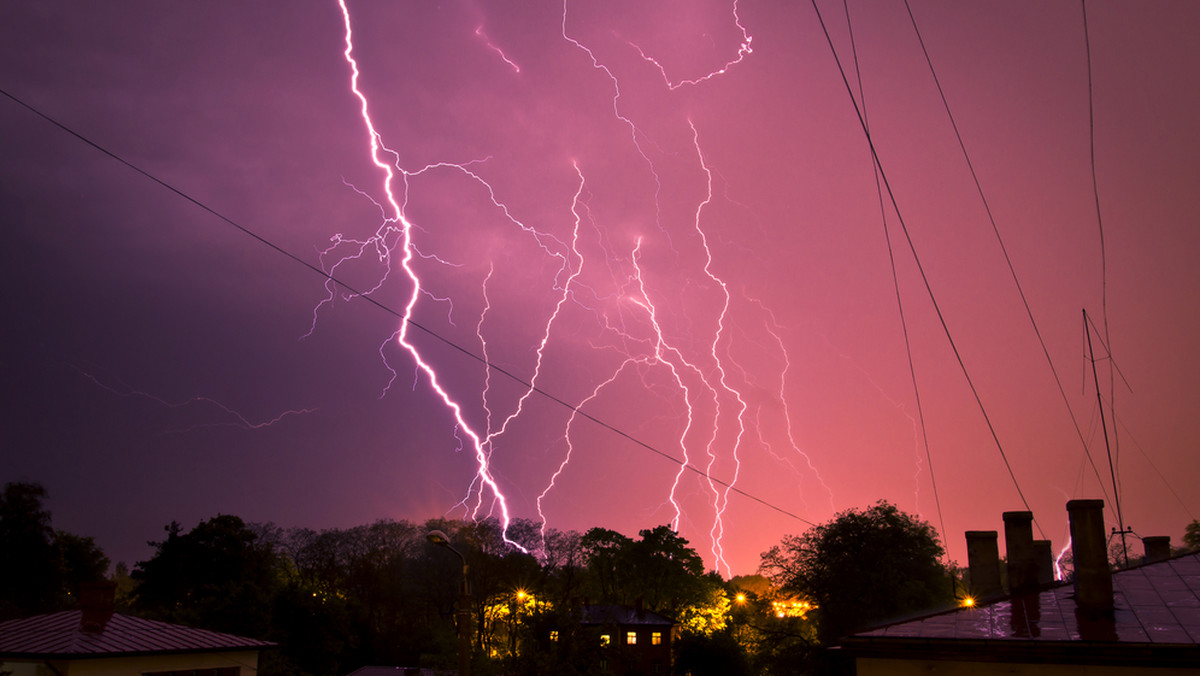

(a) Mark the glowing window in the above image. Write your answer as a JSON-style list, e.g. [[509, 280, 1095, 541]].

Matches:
[[651, 631, 662, 645], [549, 630, 559, 642], [600, 634, 610, 646], [626, 631, 637, 645]]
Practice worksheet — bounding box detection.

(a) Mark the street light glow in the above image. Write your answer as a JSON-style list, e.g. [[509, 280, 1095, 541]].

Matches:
[[426, 530, 452, 547]]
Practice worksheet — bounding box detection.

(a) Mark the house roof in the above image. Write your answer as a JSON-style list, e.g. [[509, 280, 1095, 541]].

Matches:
[[580, 604, 675, 627], [0, 611, 274, 659], [842, 551, 1200, 667]]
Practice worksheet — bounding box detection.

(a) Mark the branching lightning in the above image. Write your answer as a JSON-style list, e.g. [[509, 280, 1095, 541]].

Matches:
[[78, 369, 314, 432], [627, 0, 753, 90], [334, 0, 525, 550], [324, 0, 833, 573]]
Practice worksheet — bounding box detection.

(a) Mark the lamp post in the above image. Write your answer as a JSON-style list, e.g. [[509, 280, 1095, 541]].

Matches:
[[427, 530, 470, 676]]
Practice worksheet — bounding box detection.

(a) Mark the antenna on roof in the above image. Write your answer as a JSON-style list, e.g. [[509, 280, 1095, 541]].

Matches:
[[1083, 308, 1130, 566]]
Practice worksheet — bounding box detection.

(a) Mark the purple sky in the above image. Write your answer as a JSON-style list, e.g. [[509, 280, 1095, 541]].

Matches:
[[2, 1, 1198, 577]]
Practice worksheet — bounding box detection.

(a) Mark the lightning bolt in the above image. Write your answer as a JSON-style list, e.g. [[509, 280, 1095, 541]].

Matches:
[[1054, 537, 1070, 581], [475, 24, 521, 73], [335, 0, 526, 551], [77, 369, 314, 432], [556, 2, 754, 575], [324, 0, 831, 573], [751, 301, 837, 513], [626, 0, 753, 90]]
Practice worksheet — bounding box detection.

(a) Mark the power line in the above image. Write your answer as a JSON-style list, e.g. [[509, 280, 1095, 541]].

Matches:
[[1111, 404, 1195, 523], [1081, 0, 1122, 508], [804, 0, 1043, 537], [0, 86, 818, 530], [899, 1, 1113, 515], [840, 0, 947, 544]]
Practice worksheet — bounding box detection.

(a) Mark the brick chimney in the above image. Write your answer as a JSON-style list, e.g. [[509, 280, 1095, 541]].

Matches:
[[965, 530, 1003, 601], [1003, 511, 1038, 594], [79, 580, 117, 633], [1067, 499, 1113, 612], [1143, 536, 1172, 564], [1033, 540, 1055, 584]]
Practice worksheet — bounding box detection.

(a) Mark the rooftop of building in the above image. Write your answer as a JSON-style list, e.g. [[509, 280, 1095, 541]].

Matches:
[[842, 551, 1200, 667], [0, 610, 275, 659], [580, 604, 676, 627]]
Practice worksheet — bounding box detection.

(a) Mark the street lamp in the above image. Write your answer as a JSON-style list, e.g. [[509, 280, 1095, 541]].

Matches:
[[427, 530, 470, 676]]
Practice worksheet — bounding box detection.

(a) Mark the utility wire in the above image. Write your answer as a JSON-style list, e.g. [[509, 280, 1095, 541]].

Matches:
[[1084, 308, 1127, 563], [1111, 407, 1196, 523], [1081, 0, 1122, 517], [804, 0, 1044, 538], [899, 0, 1113, 512], [1082, 311, 1133, 394], [841, 0, 947, 544], [0, 86, 817, 529]]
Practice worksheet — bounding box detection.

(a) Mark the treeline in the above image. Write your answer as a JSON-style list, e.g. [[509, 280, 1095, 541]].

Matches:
[[127, 516, 741, 675], [3, 481, 968, 675]]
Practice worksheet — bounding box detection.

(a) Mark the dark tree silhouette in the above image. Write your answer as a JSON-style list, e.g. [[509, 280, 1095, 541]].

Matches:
[[55, 530, 110, 600], [0, 482, 58, 618], [675, 631, 753, 676], [760, 501, 952, 643], [132, 514, 279, 638], [580, 526, 633, 602], [0, 481, 109, 620], [1185, 520, 1200, 551]]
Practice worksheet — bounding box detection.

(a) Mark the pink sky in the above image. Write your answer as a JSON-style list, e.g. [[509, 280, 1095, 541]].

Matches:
[[2, 0, 1198, 576]]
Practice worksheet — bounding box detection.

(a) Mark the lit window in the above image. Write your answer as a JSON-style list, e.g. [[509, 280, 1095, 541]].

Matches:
[[549, 630, 559, 642], [651, 631, 662, 645], [600, 634, 610, 646], [626, 631, 637, 645]]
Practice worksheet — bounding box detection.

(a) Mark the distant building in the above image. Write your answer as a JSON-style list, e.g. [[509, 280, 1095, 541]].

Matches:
[[579, 603, 678, 675], [0, 584, 273, 676], [842, 500, 1200, 674]]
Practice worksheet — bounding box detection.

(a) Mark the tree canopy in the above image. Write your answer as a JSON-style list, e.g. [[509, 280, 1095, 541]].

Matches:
[[0, 481, 109, 620], [132, 514, 280, 638], [760, 500, 952, 642], [4, 481, 972, 675]]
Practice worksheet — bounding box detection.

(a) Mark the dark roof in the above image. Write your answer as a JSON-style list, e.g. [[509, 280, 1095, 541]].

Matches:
[[843, 551, 1200, 667], [580, 604, 675, 627], [0, 611, 274, 659]]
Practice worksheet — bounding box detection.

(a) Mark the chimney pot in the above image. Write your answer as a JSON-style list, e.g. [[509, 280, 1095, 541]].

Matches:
[[1143, 536, 1171, 564], [1033, 540, 1054, 585], [1067, 499, 1113, 612], [965, 531, 1003, 601], [1003, 511, 1038, 594], [79, 580, 116, 633]]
